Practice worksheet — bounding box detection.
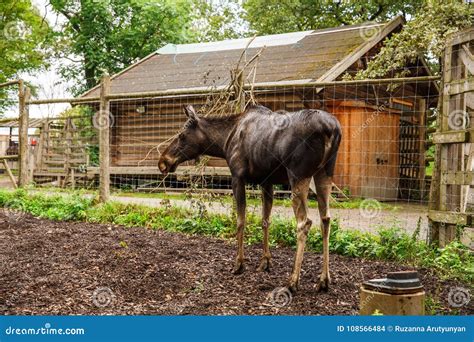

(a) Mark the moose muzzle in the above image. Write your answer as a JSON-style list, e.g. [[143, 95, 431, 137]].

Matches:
[[158, 156, 178, 175]]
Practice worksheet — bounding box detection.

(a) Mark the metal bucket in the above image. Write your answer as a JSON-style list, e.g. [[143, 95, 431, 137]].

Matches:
[[359, 271, 425, 315]]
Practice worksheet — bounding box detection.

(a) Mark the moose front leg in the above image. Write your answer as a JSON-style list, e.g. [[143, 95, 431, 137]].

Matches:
[[232, 177, 246, 274], [258, 182, 273, 271], [288, 177, 312, 293]]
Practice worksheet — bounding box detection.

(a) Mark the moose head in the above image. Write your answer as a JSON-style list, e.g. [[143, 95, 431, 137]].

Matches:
[[158, 105, 208, 175]]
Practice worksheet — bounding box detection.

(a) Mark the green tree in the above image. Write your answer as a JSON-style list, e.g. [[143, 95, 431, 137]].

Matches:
[[0, 0, 51, 113], [242, 0, 472, 78], [354, 0, 473, 78], [193, 0, 246, 42], [49, 0, 195, 95], [243, 0, 424, 35]]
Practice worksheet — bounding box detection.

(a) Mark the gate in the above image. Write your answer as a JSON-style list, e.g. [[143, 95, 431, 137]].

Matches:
[[34, 117, 95, 187], [429, 27, 474, 248]]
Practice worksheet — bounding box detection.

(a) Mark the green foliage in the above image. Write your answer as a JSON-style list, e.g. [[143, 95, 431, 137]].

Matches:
[[1, 188, 473, 284], [270, 217, 298, 247], [49, 0, 196, 94], [242, 0, 471, 78], [243, 0, 424, 35], [354, 0, 473, 78], [0, 0, 51, 113], [0, 189, 90, 221], [192, 0, 245, 42]]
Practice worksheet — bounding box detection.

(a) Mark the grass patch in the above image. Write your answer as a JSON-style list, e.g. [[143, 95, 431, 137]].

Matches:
[[1, 188, 473, 284]]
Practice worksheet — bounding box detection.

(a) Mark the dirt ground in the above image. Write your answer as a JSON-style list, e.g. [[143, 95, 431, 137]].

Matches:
[[0, 215, 472, 315]]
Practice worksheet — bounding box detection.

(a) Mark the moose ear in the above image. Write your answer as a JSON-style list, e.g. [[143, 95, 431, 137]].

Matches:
[[183, 105, 199, 123]]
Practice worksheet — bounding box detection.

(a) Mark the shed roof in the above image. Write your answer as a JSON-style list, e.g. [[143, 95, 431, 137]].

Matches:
[[81, 17, 407, 98], [0, 118, 47, 128]]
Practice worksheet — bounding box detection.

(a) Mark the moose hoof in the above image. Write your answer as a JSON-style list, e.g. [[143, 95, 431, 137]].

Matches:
[[258, 257, 272, 272], [287, 280, 299, 294], [316, 277, 330, 292], [232, 259, 245, 275]]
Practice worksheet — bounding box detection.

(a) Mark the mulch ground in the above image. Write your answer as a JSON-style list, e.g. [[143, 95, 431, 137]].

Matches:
[[0, 214, 472, 315]]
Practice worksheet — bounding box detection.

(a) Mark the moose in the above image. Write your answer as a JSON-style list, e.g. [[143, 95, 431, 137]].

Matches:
[[158, 105, 341, 292]]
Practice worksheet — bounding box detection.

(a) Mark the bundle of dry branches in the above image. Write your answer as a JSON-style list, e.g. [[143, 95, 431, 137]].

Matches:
[[199, 36, 264, 117], [138, 38, 266, 198]]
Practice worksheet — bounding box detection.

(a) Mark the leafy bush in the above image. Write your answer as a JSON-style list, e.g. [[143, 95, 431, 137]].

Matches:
[[0, 189, 90, 221]]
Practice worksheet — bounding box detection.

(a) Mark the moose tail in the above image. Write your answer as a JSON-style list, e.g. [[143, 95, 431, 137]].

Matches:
[[323, 128, 342, 178], [309, 127, 342, 194]]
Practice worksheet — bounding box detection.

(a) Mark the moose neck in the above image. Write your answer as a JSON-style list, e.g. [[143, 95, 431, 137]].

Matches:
[[199, 116, 240, 159]]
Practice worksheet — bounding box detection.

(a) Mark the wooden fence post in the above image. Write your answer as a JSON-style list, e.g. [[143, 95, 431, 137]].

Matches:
[[99, 73, 111, 202], [18, 81, 30, 187]]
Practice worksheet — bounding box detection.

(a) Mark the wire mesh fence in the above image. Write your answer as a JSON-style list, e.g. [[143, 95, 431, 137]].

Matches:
[[24, 78, 439, 206], [13, 76, 441, 243]]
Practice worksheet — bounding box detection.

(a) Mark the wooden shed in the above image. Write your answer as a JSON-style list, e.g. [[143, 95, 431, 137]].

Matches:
[[78, 16, 438, 200]]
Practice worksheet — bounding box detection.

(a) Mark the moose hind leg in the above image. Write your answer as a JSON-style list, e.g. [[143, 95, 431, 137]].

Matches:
[[232, 177, 246, 274], [288, 177, 312, 293], [258, 182, 273, 272], [314, 173, 332, 291]]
